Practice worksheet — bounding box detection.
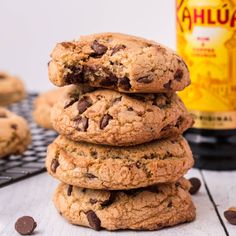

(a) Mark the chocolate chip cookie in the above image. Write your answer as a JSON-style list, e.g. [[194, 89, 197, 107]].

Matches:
[[46, 135, 193, 190], [51, 85, 193, 146], [0, 72, 26, 106], [33, 87, 66, 129], [48, 33, 190, 93], [0, 108, 31, 158], [53, 178, 196, 231]]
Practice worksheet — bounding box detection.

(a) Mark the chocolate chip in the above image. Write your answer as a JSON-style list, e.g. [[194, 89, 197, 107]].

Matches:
[[0, 112, 7, 118], [163, 80, 172, 89], [128, 94, 145, 102], [11, 124, 17, 130], [174, 69, 183, 81], [0, 74, 6, 79], [91, 40, 108, 56], [127, 107, 133, 111], [100, 74, 118, 87], [84, 173, 97, 179], [75, 117, 89, 131], [135, 161, 142, 168], [189, 177, 201, 195], [90, 150, 97, 158], [124, 189, 140, 196], [15, 216, 37, 235], [113, 96, 122, 103], [111, 44, 126, 56], [65, 65, 83, 84], [51, 159, 59, 173], [67, 185, 73, 196], [101, 192, 116, 207], [224, 207, 236, 225], [167, 201, 173, 208], [118, 77, 131, 91], [61, 42, 75, 48], [137, 76, 153, 84], [146, 185, 159, 193], [77, 97, 92, 114], [175, 116, 183, 128], [100, 114, 113, 129], [64, 97, 79, 109], [161, 124, 172, 132], [86, 210, 101, 231], [89, 198, 98, 204]]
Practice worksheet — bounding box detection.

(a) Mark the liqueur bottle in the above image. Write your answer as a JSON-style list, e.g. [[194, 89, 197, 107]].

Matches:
[[176, 0, 236, 169]]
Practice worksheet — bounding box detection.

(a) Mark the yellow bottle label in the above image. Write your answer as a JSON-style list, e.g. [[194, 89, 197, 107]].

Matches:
[[177, 0, 236, 129]]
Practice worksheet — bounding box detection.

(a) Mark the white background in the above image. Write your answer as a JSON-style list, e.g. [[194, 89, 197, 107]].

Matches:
[[0, 0, 175, 92]]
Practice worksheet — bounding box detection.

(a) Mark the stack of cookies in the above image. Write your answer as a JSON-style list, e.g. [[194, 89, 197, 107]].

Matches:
[[46, 33, 196, 231]]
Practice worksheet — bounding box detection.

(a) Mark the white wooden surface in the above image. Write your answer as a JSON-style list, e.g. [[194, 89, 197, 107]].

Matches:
[[0, 168, 234, 236]]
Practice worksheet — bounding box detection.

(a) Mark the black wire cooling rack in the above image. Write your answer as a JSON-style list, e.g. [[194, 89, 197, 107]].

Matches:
[[0, 93, 57, 188]]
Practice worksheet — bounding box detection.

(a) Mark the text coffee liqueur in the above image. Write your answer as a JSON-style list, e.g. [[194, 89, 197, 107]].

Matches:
[[176, 0, 236, 169]]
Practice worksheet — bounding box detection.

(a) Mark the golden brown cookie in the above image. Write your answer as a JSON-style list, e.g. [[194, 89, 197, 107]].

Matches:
[[46, 135, 193, 190], [33, 87, 65, 129], [0, 72, 26, 106], [0, 108, 31, 158], [53, 178, 196, 231], [48, 32, 190, 93], [51, 85, 193, 146]]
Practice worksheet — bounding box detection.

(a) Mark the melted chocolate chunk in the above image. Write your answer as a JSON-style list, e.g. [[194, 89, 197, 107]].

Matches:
[[84, 173, 97, 179], [163, 80, 172, 90], [86, 210, 101, 231], [175, 116, 184, 128], [75, 117, 89, 131], [100, 74, 118, 87], [61, 42, 75, 48], [111, 44, 126, 56], [64, 97, 79, 109], [51, 159, 59, 173], [0, 74, 6, 79], [118, 77, 131, 91], [101, 192, 116, 207], [67, 185, 73, 196], [65, 65, 83, 84], [128, 94, 146, 102], [91, 40, 108, 56], [100, 114, 113, 129], [174, 69, 183, 81], [77, 97, 92, 114], [0, 112, 7, 118], [89, 198, 98, 204], [11, 124, 17, 130], [113, 96, 122, 103], [137, 76, 153, 84]]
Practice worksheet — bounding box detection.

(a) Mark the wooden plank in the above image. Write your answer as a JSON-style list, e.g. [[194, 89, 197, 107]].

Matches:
[[0, 170, 226, 236], [202, 170, 236, 236]]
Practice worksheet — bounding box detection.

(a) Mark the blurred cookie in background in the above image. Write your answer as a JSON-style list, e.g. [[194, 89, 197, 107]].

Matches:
[[0, 72, 26, 106], [33, 87, 65, 129], [0, 107, 31, 158]]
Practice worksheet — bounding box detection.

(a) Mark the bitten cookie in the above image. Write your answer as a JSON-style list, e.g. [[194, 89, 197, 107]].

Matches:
[[48, 32, 190, 93], [51, 85, 193, 146], [53, 178, 196, 231], [46, 135, 194, 190], [0, 108, 31, 158], [33, 87, 65, 129], [0, 72, 26, 106]]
